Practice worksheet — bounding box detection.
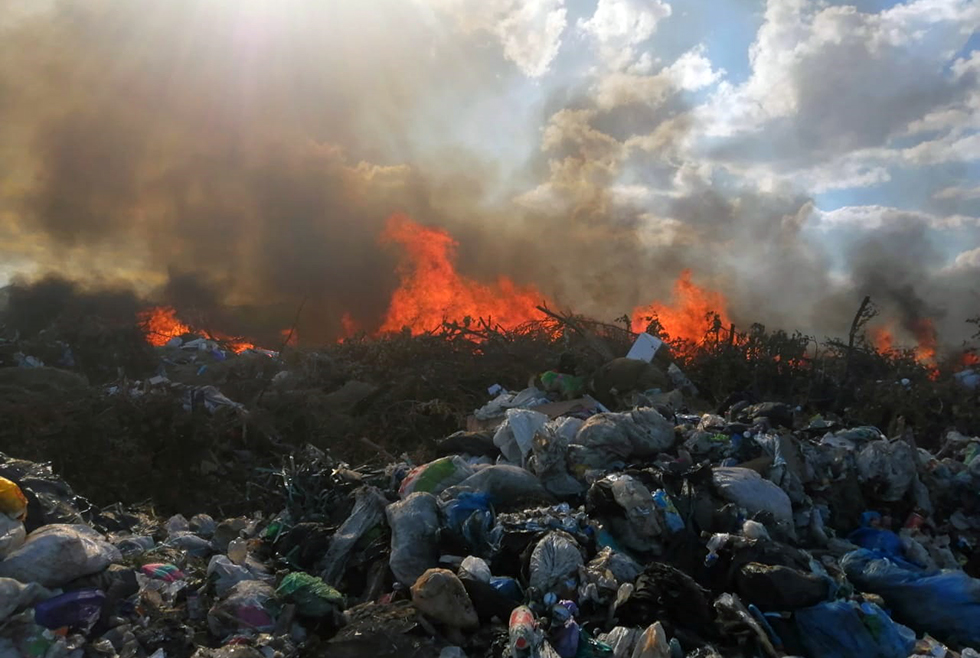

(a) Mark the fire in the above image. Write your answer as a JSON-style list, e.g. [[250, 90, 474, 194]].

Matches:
[[631, 269, 731, 345], [962, 351, 979, 368], [138, 306, 256, 353], [339, 312, 359, 341], [378, 214, 548, 335], [910, 317, 937, 364], [139, 306, 191, 346], [870, 326, 895, 353]]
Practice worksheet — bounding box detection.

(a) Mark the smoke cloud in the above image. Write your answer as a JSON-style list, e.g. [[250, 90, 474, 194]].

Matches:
[[0, 0, 977, 349]]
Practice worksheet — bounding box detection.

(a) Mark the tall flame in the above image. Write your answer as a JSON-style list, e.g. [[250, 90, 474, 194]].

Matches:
[[378, 214, 548, 335], [630, 269, 731, 344]]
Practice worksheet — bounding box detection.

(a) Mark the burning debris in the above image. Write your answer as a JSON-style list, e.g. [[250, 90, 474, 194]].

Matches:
[[1, 274, 979, 657]]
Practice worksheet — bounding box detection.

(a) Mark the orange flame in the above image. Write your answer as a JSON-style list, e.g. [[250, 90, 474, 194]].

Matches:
[[870, 326, 895, 353], [378, 214, 548, 335], [962, 351, 979, 368], [339, 312, 358, 342], [910, 317, 937, 364], [139, 306, 192, 346], [630, 269, 731, 345], [139, 306, 257, 353]]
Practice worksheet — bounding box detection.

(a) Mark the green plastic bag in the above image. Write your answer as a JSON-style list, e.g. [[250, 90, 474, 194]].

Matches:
[[276, 572, 345, 617]]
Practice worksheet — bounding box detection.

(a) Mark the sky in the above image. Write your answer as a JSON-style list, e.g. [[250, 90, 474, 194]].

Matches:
[[0, 0, 977, 345]]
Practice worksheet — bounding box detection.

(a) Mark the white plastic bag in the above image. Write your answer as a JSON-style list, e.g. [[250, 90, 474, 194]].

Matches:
[[528, 532, 583, 594], [712, 467, 793, 528], [0, 524, 121, 587], [493, 408, 549, 465]]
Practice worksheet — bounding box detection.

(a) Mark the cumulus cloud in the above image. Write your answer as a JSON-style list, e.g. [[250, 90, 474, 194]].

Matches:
[[578, 0, 672, 70], [426, 0, 568, 76]]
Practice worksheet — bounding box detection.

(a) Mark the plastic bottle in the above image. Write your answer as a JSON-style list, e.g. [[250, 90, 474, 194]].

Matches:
[[227, 537, 248, 565]]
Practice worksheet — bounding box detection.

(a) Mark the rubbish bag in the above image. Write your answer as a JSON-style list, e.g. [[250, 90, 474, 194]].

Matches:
[[34, 589, 105, 632], [0, 524, 121, 587], [386, 492, 440, 586], [440, 491, 494, 557], [857, 440, 917, 502], [529, 531, 584, 596], [631, 621, 670, 658], [530, 425, 585, 497], [410, 568, 478, 630], [319, 486, 387, 585], [734, 562, 830, 611], [444, 465, 552, 509], [276, 572, 345, 618], [712, 467, 793, 528], [0, 514, 26, 559], [842, 548, 980, 647], [597, 627, 641, 658], [207, 554, 274, 598], [398, 456, 475, 498], [793, 600, 915, 658], [587, 474, 663, 554], [573, 408, 675, 468], [0, 578, 53, 622], [459, 556, 492, 583], [207, 580, 278, 638], [494, 408, 550, 465]]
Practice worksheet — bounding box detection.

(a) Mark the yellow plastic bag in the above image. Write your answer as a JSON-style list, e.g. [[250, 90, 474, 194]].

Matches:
[[0, 477, 27, 521]]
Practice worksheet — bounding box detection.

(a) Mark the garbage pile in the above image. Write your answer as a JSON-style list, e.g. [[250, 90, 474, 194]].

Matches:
[[3, 329, 980, 658]]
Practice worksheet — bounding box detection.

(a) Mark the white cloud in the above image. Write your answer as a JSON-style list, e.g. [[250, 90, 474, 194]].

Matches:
[[578, 0, 671, 70], [934, 184, 980, 200], [666, 45, 724, 91], [594, 46, 723, 109], [949, 246, 980, 270], [426, 0, 567, 77], [811, 204, 980, 230]]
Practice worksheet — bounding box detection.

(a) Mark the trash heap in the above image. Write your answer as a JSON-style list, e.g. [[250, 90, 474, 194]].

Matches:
[[3, 318, 980, 657]]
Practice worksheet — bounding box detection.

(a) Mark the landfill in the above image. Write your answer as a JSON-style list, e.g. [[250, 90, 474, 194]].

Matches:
[[2, 301, 980, 658]]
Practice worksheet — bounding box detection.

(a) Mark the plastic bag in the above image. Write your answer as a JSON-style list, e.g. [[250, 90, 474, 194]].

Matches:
[[712, 467, 793, 528], [529, 531, 584, 595], [631, 622, 670, 658], [494, 408, 549, 465], [398, 456, 475, 498], [0, 524, 121, 587], [276, 572, 345, 617], [459, 556, 491, 583], [531, 426, 585, 497], [0, 514, 26, 560], [440, 491, 494, 557], [0, 578, 53, 622], [386, 492, 440, 586], [34, 589, 105, 632], [598, 627, 641, 658], [857, 440, 917, 502], [444, 465, 551, 509], [207, 580, 278, 638], [794, 600, 915, 658], [841, 548, 980, 647], [320, 486, 387, 585]]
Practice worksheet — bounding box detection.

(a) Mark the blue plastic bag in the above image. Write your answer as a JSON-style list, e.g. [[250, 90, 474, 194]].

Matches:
[[794, 600, 915, 658], [490, 576, 523, 601], [842, 548, 980, 647], [440, 492, 494, 555]]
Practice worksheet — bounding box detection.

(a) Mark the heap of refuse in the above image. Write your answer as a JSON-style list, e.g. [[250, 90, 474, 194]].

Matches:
[[3, 323, 980, 658]]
